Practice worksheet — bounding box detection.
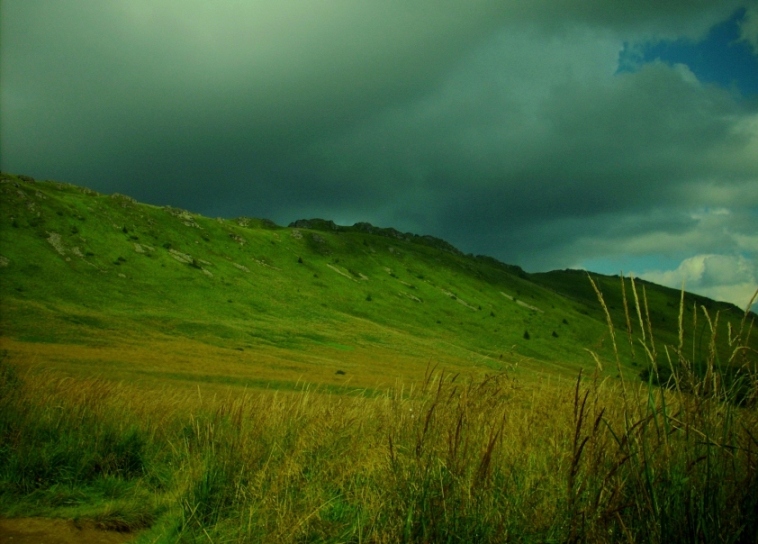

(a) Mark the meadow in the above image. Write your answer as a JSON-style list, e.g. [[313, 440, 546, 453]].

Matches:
[[1, 173, 757, 542], [2, 294, 757, 543]]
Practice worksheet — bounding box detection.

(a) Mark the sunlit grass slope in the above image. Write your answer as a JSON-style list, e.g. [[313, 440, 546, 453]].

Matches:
[[0, 172, 754, 389]]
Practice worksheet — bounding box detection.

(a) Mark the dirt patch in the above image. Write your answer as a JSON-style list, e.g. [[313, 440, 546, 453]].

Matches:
[[0, 518, 137, 544]]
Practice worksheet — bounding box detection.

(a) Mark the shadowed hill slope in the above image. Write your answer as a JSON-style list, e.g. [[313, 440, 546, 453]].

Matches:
[[0, 172, 754, 390]]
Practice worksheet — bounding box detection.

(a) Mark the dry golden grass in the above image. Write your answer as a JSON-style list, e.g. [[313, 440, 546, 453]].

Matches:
[[3, 354, 756, 543], [2, 280, 756, 542], [0, 330, 520, 395]]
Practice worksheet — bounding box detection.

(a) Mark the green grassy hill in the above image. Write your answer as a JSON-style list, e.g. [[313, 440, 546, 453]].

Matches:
[[1, 172, 754, 390], [2, 172, 758, 543]]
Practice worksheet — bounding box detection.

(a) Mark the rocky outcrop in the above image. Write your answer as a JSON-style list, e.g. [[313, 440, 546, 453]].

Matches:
[[46, 232, 66, 256], [288, 219, 464, 256], [110, 193, 136, 208], [288, 218, 340, 231]]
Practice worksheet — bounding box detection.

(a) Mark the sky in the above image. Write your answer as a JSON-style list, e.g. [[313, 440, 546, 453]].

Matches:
[[2, 1, 758, 310]]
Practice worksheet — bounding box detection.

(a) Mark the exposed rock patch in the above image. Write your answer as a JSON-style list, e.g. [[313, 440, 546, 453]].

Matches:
[[439, 287, 478, 310], [168, 249, 193, 264], [110, 193, 136, 208], [164, 206, 202, 228], [516, 299, 543, 313], [500, 291, 543, 313], [326, 264, 357, 282], [78, 186, 99, 196], [252, 258, 280, 271], [133, 243, 154, 254], [46, 232, 66, 256], [399, 291, 422, 303], [166, 248, 213, 276]]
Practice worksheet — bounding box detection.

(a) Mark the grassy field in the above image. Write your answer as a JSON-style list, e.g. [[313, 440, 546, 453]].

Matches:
[[1, 172, 757, 541], [1, 302, 756, 542]]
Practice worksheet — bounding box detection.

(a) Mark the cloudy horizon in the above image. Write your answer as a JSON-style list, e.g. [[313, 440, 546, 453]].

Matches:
[[2, 1, 757, 309]]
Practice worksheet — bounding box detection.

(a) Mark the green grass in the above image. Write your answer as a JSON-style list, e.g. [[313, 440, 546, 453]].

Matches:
[[2, 172, 754, 390], [1, 172, 757, 541], [1, 292, 756, 542]]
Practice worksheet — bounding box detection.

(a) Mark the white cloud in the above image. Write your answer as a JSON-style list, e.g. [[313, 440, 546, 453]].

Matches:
[[640, 254, 758, 310]]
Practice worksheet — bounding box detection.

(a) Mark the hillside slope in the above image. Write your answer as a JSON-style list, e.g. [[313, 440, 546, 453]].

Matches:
[[0, 172, 754, 390]]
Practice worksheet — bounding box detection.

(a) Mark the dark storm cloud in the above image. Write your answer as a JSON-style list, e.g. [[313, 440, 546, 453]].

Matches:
[[2, 1, 510, 185], [2, 1, 757, 305], [296, 37, 756, 261]]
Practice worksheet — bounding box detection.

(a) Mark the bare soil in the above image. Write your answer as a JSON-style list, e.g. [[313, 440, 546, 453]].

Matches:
[[0, 518, 136, 544]]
